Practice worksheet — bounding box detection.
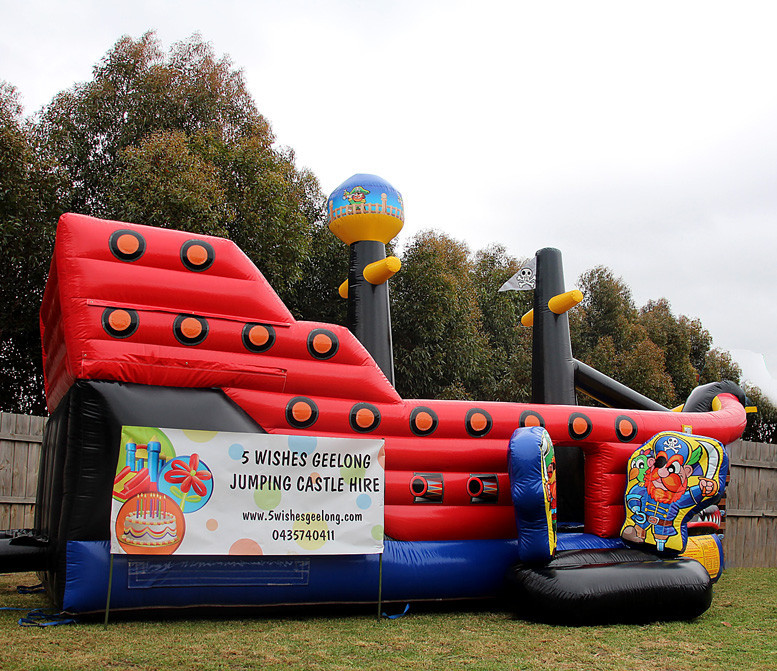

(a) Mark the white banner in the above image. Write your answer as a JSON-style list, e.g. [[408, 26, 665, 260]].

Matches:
[[110, 427, 385, 556]]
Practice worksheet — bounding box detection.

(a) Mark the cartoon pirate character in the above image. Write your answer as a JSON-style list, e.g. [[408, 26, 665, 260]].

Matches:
[[622, 434, 719, 551], [343, 185, 370, 207], [540, 432, 557, 532]]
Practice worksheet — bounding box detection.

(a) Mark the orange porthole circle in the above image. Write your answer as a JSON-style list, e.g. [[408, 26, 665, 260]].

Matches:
[[410, 406, 439, 436], [465, 408, 492, 437], [180, 240, 215, 272], [102, 308, 139, 339], [616, 415, 638, 442], [568, 412, 593, 440], [307, 328, 339, 360], [109, 230, 146, 262], [519, 410, 545, 428], [242, 323, 276, 353], [286, 397, 319, 429], [349, 403, 381, 433], [173, 314, 209, 346]]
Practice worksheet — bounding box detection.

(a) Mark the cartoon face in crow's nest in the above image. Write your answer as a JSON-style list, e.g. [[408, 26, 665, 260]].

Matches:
[[343, 186, 370, 205]]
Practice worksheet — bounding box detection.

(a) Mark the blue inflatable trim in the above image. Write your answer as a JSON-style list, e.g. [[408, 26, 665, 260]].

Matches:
[[63, 534, 625, 614], [508, 426, 557, 563]]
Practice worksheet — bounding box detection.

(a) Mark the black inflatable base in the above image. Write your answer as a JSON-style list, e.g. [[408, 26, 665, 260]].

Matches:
[[505, 548, 713, 625], [0, 533, 49, 572]]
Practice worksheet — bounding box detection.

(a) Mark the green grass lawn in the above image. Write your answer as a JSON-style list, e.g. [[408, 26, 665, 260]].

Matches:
[[1, 569, 776, 671]]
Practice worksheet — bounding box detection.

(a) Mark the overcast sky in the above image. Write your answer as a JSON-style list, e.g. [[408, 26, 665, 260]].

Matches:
[[3, 0, 776, 401]]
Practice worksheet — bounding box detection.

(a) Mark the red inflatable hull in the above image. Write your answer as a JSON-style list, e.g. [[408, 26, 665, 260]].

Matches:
[[40, 214, 747, 541]]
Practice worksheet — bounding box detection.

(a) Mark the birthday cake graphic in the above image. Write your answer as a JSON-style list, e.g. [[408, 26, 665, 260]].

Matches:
[[121, 512, 178, 547], [119, 492, 180, 550]]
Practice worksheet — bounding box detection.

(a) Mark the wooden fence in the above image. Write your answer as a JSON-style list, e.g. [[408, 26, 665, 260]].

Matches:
[[0, 413, 775, 566], [724, 440, 777, 567], [0, 412, 45, 529]]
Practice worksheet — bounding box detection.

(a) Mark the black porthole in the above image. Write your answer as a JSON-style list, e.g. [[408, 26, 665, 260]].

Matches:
[[465, 408, 492, 437], [109, 229, 146, 262], [350, 402, 381, 433], [181, 239, 215, 272], [410, 406, 439, 436], [568, 412, 593, 440], [616, 415, 639, 443], [173, 314, 209, 346], [286, 397, 319, 429], [519, 410, 545, 428], [101, 308, 139, 339], [242, 323, 276, 353], [307, 328, 339, 360]]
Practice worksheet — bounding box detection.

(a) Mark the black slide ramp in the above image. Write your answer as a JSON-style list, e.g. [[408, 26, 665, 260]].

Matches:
[[683, 380, 747, 412], [505, 548, 712, 625]]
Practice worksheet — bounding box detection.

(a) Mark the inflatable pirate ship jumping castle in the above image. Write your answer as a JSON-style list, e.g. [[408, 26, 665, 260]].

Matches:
[[0, 173, 749, 623]]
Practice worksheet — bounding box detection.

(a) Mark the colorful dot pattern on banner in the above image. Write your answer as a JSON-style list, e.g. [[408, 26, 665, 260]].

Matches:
[[254, 485, 282, 510], [183, 430, 219, 443], [293, 518, 329, 551], [288, 435, 317, 453], [229, 538, 263, 555]]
